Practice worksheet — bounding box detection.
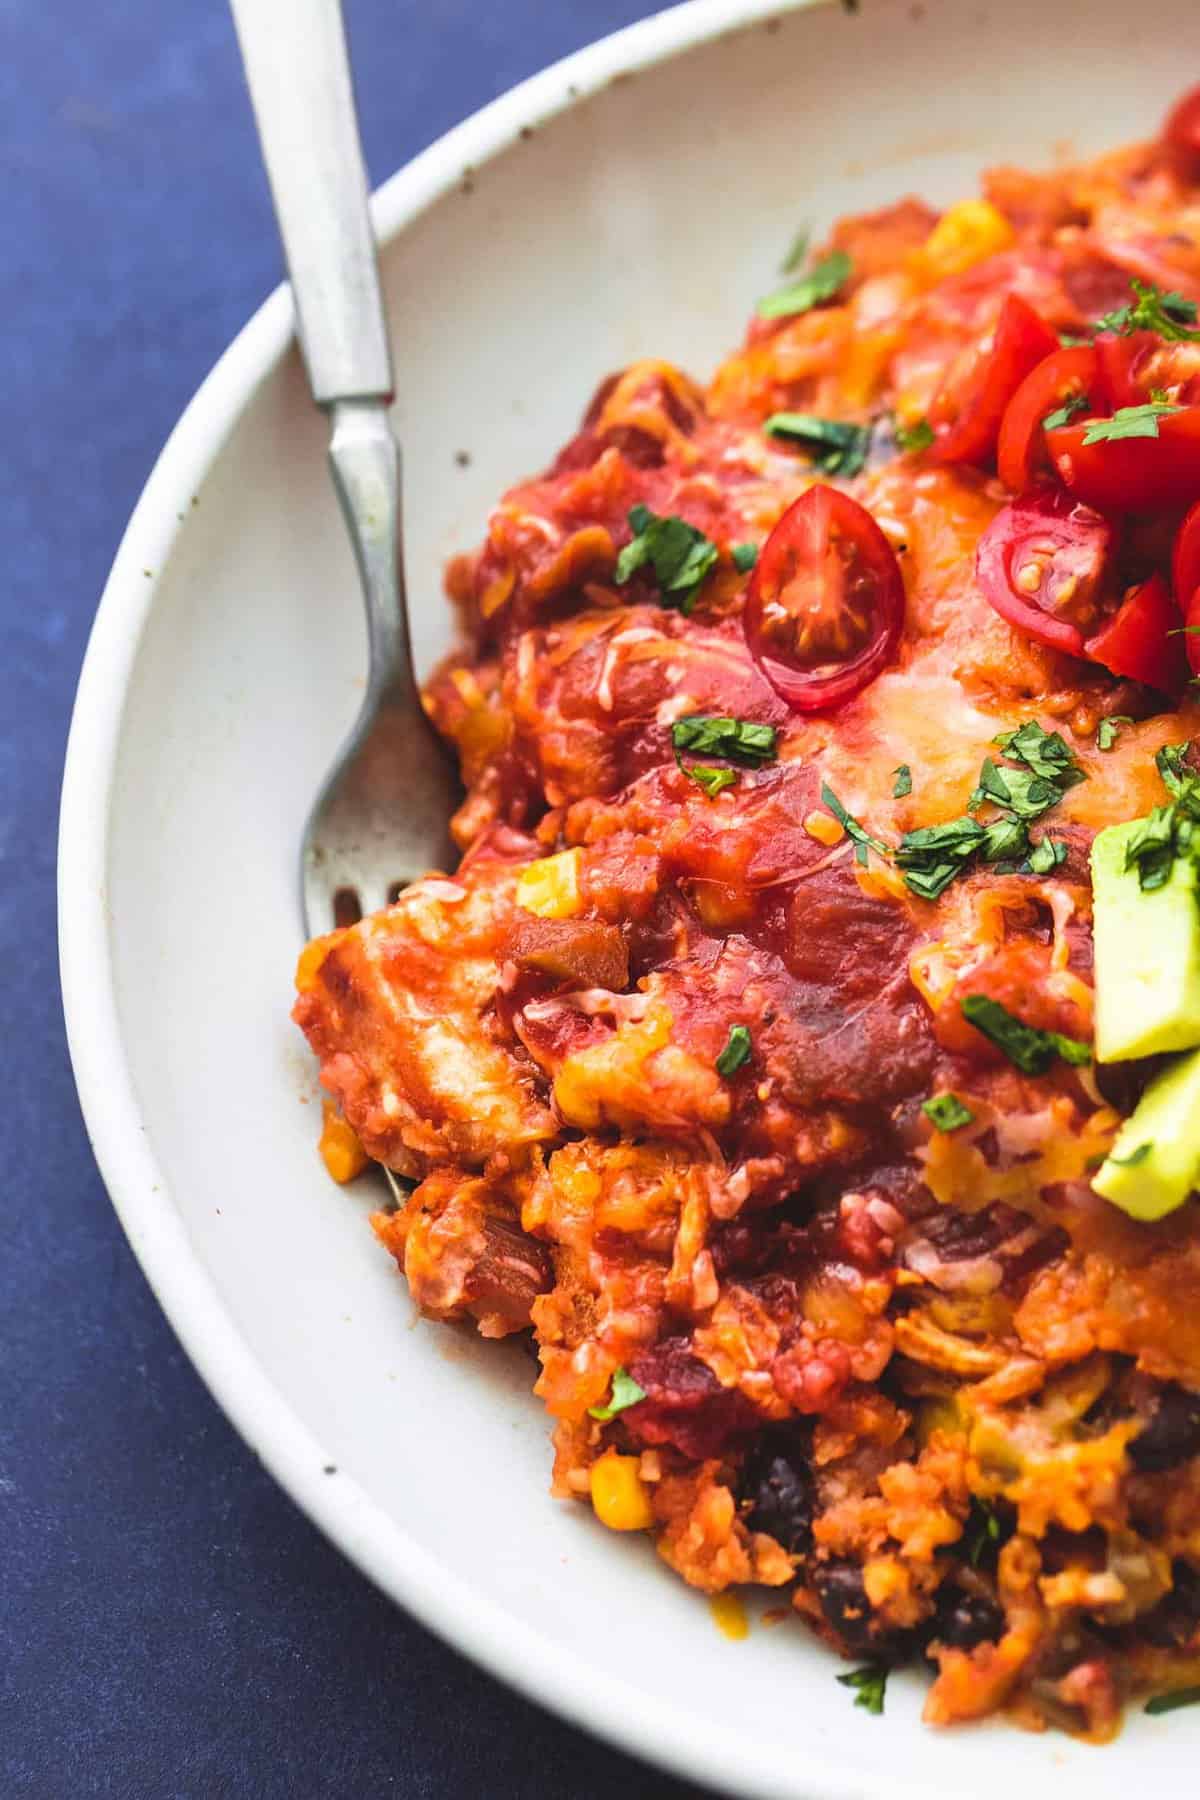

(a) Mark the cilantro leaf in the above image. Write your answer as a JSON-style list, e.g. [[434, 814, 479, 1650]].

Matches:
[[1026, 836, 1068, 875], [1125, 802, 1181, 891], [960, 993, 1090, 1074], [892, 764, 913, 799], [683, 764, 738, 799], [1156, 740, 1191, 796], [758, 248, 852, 321], [837, 1666, 888, 1715], [1108, 1141, 1152, 1168], [763, 413, 870, 477], [780, 224, 811, 274], [1096, 715, 1133, 751], [615, 506, 719, 612], [981, 816, 1031, 864], [964, 1497, 1005, 1567], [894, 416, 934, 455], [1081, 402, 1180, 444], [820, 783, 891, 867], [587, 1367, 647, 1422], [1094, 278, 1200, 343], [896, 816, 985, 899], [1042, 392, 1090, 431], [922, 1093, 974, 1132], [1145, 1686, 1200, 1716], [992, 720, 1085, 785], [731, 541, 759, 573], [715, 1024, 752, 1077], [672, 716, 778, 765]]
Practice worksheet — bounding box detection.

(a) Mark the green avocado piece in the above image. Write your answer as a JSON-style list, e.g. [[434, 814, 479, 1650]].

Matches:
[[1093, 1046, 1200, 1220], [1091, 818, 1200, 1062]]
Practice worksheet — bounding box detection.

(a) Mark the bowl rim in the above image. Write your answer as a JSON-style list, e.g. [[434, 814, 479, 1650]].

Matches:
[[58, 3, 971, 1794]]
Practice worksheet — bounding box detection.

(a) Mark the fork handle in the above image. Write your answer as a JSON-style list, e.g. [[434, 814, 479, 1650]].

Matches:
[[229, 0, 392, 404]]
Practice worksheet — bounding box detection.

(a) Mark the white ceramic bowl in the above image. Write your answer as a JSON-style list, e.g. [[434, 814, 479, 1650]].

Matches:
[[61, 1, 1198, 1793]]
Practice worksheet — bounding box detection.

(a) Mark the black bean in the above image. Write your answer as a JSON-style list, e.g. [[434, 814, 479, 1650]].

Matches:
[[740, 1441, 814, 1554], [1129, 1385, 1200, 1473], [1142, 1562, 1200, 1649], [931, 1586, 1005, 1651], [812, 1558, 908, 1661]]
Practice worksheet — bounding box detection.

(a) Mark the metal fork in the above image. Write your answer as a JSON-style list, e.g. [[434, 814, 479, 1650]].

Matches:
[[230, 0, 460, 935]]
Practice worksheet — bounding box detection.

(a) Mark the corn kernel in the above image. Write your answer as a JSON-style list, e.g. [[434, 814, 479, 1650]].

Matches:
[[803, 809, 844, 847], [917, 199, 1014, 283], [709, 1592, 750, 1640], [590, 1449, 654, 1531], [516, 848, 582, 919], [319, 1099, 369, 1184]]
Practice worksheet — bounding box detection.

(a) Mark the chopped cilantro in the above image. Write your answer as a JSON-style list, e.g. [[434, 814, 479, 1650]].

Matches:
[[1156, 740, 1191, 795], [1094, 279, 1200, 343], [757, 248, 852, 321], [960, 993, 1090, 1074], [1123, 747, 1200, 890], [763, 413, 870, 477], [683, 764, 738, 799], [964, 1497, 1004, 1567], [895, 816, 987, 900], [892, 764, 913, 799], [1081, 401, 1180, 444], [1125, 802, 1183, 891], [715, 1024, 753, 1077], [1096, 715, 1133, 751], [587, 1367, 647, 1421], [1026, 836, 1068, 875], [672, 716, 778, 765], [981, 816, 1031, 864], [1145, 1686, 1200, 1716], [779, 224, 811, 274], [820, 783, 891, 867], [1108, 1141, 1153, 1168], [615, 505, 719, 612], [1042, 392, 1090, 431], [731, 541, 759, 573], [993, 720, 1085, 785], [894, 416, 934, 455], [896, 723, 1081, 899], [837, 1666, 888, 1715], [922, 1093, 974, 1132]]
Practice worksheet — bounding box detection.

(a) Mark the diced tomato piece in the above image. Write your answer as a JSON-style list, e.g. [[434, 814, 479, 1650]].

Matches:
[[743, 485, 904, 712], [997, 345, 1099, 492], [975, 487, 1116, 657], [1097, 330, 1200, 409], [1164, 82, 1200, 169], [1184, 583, 1200, 680], [1084, 572, 1187, 694], [1047, 406, 1200, 512], [1173, 501, 1200, 613], [929, 293, 1059, 468]]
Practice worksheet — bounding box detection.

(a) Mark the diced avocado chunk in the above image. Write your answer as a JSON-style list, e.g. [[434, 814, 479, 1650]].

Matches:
[[1091, 819, 1200, 1062], [1093, 1046, 1200, 1220]]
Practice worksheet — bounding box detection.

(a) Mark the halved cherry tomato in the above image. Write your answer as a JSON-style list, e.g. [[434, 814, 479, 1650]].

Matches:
[[1047, 406, 1200, 512], [997, 345, 1098, 493], [1097, 329, 1200, 409], [743, 484, 904, 711], [1184, 582, 1200, 680], [929, 293, 1059, 468], [975, 487, 1116, 657], [1084, 572, 1187, 694], [1164, 83, 1200, 168], [1173, 500, 1200, 611]]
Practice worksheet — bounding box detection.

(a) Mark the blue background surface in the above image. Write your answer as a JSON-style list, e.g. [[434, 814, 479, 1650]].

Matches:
[[2, 3, 709, 1793]]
